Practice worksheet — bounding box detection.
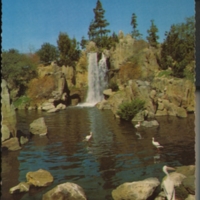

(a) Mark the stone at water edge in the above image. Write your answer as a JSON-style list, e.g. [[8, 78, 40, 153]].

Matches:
[[9, 182, 31, 194], [26, 169, 54, 187], [112, 177, 160, 200], [29, 117, 47, 135], [42, 182, 87, 200], [2, 137, 21, 151]]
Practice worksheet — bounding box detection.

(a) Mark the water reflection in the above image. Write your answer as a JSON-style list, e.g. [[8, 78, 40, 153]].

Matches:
[[1, 108, 195, 200], [136, 131, 143, 139]]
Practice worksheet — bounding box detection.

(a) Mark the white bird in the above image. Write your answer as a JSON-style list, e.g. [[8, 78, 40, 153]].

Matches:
[[152, 137, 164, 149], [85, 132, 93, 142], [162, 165, 176, 200], [135, 121, 141, 129]]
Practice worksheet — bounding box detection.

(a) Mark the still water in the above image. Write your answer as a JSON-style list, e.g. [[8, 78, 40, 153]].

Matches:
[[2, 107, 195, 200]]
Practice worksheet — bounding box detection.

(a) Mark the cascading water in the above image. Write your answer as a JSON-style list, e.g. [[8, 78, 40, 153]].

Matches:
[[79, 52, 108, 107]]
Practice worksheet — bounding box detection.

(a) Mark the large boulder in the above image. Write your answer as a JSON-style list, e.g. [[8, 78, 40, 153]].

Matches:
[[182, 176, 195, 195], [26, 169, 54, 187], [42, 182, 87, 200], [29, 117, 47, 135], [175, 165, 195, 177], [112, 177, 160, 200], [1, 79, 17, 138]]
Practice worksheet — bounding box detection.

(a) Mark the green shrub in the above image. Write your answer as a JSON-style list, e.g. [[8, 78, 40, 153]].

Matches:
[[117, 99, 145, 121], [157, 70, 172, 77], [13, 95, 31, 108]]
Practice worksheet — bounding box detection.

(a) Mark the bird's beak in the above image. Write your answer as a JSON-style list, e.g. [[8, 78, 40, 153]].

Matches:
[[167, 166, 176, 171]]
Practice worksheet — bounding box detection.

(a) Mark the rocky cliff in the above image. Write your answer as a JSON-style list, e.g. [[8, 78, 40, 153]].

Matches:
[[6, 32, 195, 119], [1, 79, 17, 140]]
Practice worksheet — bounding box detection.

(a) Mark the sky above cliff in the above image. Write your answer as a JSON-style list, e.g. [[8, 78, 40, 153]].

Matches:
[[2, 0, 195, 53]]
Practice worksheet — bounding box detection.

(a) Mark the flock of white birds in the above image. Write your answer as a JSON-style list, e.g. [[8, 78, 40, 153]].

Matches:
[[83, 121, 176, 200]]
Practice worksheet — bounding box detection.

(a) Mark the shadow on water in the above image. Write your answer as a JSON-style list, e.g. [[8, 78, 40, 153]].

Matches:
[[1, 107, 195, 200]]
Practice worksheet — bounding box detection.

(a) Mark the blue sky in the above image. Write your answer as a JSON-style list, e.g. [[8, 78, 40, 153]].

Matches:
[[2, 0, 195, 53]]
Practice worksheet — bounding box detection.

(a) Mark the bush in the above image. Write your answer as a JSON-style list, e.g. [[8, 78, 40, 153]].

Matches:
[[117, 99, 145, 121], [13, 95, 31, 108]]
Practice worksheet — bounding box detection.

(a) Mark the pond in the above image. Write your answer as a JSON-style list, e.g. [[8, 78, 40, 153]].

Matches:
[[1, 107, 195, 200]]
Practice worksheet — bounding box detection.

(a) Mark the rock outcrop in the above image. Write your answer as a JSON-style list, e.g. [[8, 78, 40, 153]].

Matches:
[[42, 182, 87, 200], [97, 76, 194, 120], [1, 79, 17, 139]]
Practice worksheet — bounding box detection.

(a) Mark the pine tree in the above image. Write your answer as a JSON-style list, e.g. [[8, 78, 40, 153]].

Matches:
[[88, 0, 110, 48], [88, 20, 96, 40], [93, 0, 110, 38], [131, 13, 142, 39], [146, 20, 159, 47]]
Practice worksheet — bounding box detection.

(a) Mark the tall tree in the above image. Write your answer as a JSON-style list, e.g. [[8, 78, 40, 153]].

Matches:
[[93, 0, 110, 38], [57, 32, 80, 67], [131, 13, 142, 39], [80, 36, 88, 49], [88, 0, 110, 48], [37, 43, 58, 64], [160, 16, 195, 78], [146, 20, 159, 47], [88, 20, 96, 40]]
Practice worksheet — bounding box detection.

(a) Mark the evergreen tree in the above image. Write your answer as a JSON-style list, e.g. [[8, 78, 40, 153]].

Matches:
[[88, 20, 96, 40], [146, 20, 159, 47], [88, 0, 110, 48], [93, 0, 110, 38], [131, 13, 142, 39], [80, 36, 88, 49]]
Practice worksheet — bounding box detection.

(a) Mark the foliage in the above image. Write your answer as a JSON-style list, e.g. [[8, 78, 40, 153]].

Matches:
[[80, 36, 88, 49], [57, 32, 80, 66], [160, 16, 195, 78], [88, 0, 110, 48], [146, 20, 159, 47], [117, 99, 145, 121], [157, 70, 172, 77], [13, 95, 31, 108], [2, 49, 37, 95], [130, 13, 142, 39], [37, 43, 58, 64], [96, 33, 119, 50]]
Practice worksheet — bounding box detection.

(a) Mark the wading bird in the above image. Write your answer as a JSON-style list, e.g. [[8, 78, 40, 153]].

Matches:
[[152, 137, 164, 150], [135, 121, 141, 129], [85, 132, 93, 142], [162, 165, 176, 200]]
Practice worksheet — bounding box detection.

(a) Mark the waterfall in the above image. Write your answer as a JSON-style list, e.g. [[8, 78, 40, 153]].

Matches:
[[79, 52, 108, 107]]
